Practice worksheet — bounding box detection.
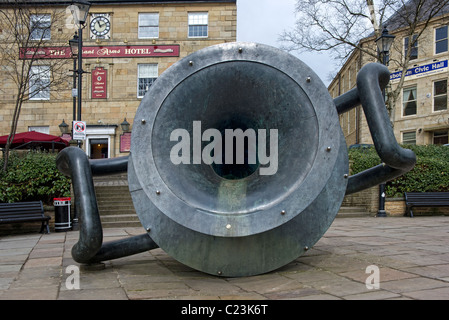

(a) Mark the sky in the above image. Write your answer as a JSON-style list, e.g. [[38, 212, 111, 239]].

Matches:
[[236, 0, 334, 86]]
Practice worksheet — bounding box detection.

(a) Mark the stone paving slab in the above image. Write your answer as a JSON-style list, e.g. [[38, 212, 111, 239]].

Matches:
[[1, 217, 449, 301]]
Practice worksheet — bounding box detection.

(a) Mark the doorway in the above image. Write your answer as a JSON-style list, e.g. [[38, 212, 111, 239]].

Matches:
[[85, 125, 116, 159], [89, 138, 109, 159]]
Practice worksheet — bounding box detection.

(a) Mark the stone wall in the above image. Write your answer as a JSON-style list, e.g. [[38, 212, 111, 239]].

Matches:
[[386, 197, 449, 217], [385, 198, 406, 217], [342, 185, 379, 214]]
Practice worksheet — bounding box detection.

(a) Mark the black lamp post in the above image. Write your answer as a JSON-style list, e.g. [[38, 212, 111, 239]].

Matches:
[[70, 1, 91, 123], [69, 1, 90, 231], [375, 26, 395, 218], [69, 32, 78, 128]]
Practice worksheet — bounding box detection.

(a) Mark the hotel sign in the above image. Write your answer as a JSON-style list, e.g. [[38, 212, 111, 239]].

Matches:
[[82, 45, 180, 58], [390, 60, 448, 82], [19, 45, 180, 59], [92, 67, 107, 99]]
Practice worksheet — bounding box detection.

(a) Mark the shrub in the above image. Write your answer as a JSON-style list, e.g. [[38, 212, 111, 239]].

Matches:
[[0, 151, 71, 204], [349, 144, 449, 197]]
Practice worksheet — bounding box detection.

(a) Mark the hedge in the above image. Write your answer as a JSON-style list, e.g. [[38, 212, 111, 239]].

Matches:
[[0, 151, 71, 204], [2, 145, 447, 203], [349, 144, 449, 197]]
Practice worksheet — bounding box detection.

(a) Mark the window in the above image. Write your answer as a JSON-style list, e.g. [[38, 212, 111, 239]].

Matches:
[[403, 86, 417, 116], [434, 79, 447, 111], [28, 126, 49, 134], [138, 64, 158, 98], [29, 65, 50, 100], [404, 35, 418, 60], [30, 14, 51, 41], [436, 26, 448, 54], [403, 131, 416, 145], [138, 13, 159, 39], [434, 131, 449, 145], [188, 12, 208, 38]]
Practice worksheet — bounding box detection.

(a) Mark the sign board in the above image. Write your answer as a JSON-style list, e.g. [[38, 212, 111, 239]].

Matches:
[[390, 60, 448, 82], [92, 67, 107, 99], [20, 45, 180, 59], [61, 133, 72, 143], [73, 121, 86, 141], [120, 132, 132, 153]]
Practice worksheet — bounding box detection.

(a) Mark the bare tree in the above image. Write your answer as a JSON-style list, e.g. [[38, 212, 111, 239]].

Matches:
[[280, 0, 449, 118], [280, 0, 390, 64], [0, 0, 71, 171]]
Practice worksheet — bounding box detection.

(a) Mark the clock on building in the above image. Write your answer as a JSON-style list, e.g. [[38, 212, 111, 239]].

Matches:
[[90, 14, 111, 40]]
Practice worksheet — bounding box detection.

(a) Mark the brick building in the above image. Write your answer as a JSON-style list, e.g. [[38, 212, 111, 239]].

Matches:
[[0, 0, 237, 158], [329, 6, 449, 147]]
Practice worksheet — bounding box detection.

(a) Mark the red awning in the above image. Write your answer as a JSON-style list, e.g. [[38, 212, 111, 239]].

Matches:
[[0, 131, 69, 150]]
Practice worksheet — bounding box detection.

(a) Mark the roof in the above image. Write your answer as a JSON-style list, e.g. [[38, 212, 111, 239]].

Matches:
[[390, 0, 449, 30], [366, 0, 449, 37]]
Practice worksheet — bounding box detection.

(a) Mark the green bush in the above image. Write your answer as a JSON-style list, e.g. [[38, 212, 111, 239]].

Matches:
[[349, 144, 449, 197], [0, 151, 71, 204]]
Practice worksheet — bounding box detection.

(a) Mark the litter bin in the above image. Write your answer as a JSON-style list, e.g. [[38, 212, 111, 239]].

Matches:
[[54, 197, 71, 232]]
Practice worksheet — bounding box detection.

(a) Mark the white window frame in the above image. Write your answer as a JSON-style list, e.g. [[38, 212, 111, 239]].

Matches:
[[188, 12, 208, 38], [29, 65, 50, 100], [137, 64, 158, 98], [435, 25, 448, 55], [402, 131, 416, 145], [402, 85, 417, 117], [28, 126, 49, 134], [30, 14, 51, 41], [433, 79, 448, 112], [138, 13, 159, 39]]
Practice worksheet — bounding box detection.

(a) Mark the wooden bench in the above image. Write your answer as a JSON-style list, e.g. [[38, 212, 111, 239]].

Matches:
[[404, 192, 449, 218], [0, 201, 50, 233]]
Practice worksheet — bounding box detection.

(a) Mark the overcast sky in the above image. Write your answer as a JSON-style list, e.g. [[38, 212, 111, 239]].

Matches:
[[236, 0, 334, 86]]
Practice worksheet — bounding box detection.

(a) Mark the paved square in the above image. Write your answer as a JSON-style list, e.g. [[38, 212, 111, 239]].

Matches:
[[1, 217, 449, 300]]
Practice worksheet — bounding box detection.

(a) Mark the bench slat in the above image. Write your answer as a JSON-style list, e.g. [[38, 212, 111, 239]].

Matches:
[[404, 192, 449, 218], [0, 216, 50, 223], [0, 201, 50, 233], [0, 213, 46, 219]]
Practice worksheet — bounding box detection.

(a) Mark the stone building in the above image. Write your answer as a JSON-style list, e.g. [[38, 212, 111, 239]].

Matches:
[[329, 6, 449, 147], [0, 0, 237, 158]]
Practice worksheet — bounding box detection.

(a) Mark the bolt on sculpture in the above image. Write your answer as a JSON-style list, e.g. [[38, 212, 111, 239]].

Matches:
[[56, 42, 415, 277]]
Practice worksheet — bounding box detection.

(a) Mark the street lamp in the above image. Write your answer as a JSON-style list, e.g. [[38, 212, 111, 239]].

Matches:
[[375, 26, 395, 218], [70, 1, 91, 123], [69, 32, 79, 56], [70, 0, 91, 26], [120, 118, 130, 132], [59, 120, 69, 134], [375, 26, 396, 65]]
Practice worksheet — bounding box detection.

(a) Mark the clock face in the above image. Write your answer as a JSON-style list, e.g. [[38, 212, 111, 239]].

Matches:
[[90, 16, 111, 37]]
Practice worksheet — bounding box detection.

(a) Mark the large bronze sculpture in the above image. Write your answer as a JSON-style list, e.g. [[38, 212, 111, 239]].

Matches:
[[56, 43, 416, 277]]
